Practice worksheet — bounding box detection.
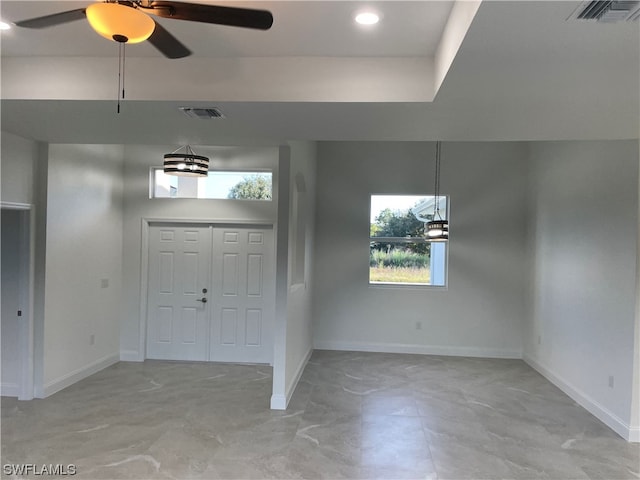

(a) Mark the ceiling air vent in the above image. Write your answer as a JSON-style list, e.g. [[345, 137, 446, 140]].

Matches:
[[569, 0, 640, 22], [179, 107, 226, 119]]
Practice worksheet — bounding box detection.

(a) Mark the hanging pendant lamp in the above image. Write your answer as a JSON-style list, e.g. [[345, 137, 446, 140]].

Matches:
[[163, 145, 210, 177], [426, 141, 449, 242]]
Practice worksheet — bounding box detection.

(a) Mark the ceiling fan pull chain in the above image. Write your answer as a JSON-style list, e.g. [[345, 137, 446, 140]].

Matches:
[[122, 42, 126, 101], [117, 42, 122, 113], [116, 42, 127, 114]]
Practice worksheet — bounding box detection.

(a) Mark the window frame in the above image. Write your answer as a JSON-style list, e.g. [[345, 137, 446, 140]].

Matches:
[[369, 194, 449, 288], [149, 167, 274, 201]]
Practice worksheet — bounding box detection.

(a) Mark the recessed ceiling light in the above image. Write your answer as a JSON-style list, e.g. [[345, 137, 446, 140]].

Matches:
[[355, 12, 379, 25], [0, 21, 11, 30]]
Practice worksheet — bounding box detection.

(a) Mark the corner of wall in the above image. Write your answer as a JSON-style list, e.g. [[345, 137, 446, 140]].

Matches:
[[271, 146, 292, 409], [41, 353, 119, 398], [522, 141, 538, 361], [523, 140, 639, 442], [630, 146, 640, 442], [33, 142, 49, 399], [119, 350, 142, 362], [524, 354, 637, 442]]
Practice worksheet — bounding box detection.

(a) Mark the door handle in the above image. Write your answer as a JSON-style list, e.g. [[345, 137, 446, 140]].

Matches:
[[196, 297, 207, 303]]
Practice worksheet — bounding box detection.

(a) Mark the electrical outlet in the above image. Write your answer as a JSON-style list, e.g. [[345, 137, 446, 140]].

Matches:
[[101, 278, 109, 288], [608, 375, 614, 388], [90, 334, 95, 346], [415, 321, 422, 330], [537, 335, 541, 345]]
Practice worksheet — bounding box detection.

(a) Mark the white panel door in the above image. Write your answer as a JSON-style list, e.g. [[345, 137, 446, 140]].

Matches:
[[210, 227, 275, 364], [147, 225, 211, 361]]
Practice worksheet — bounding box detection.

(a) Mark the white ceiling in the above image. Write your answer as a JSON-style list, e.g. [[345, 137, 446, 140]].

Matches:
[[1, 1, 454, 57], [1, 1, 638, 144]]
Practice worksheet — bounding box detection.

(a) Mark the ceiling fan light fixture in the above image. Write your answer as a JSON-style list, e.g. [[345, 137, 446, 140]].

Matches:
[[86, 3, 155, 44]]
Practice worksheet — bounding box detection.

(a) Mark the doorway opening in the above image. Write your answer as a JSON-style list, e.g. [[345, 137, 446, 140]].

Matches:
[[1, 204, 34, 400]]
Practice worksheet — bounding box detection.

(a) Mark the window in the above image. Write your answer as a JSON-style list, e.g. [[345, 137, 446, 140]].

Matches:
[[370, 195, 447, 286], [151, 169, 272, 200]]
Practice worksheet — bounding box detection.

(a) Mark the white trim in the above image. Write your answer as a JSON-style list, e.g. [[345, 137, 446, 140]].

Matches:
[[270, 393, 287, 410], [1, 205, 36, 400], [630, 427, 640, 443], [19, 208, 35, 400], [314, 341, 522, 359], [143, 217, 274, 226], [271, 149, 290, 411], [1, 382, 20, 397], [524, 354, 636, 442], [139, 217, 276, 363], [271, 346, 313, 410], [138, 219, 150, 362], [120, 350, 142, 362], [0, 201, 32, 210], [40, 353, 119, 398]]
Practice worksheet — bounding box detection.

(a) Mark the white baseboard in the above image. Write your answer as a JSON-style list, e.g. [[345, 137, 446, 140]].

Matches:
[[313, 340, 522, 359], [1, 382, 20, 397], [270, 393, 287, 410], [41, 353, 119, 398], [524, 354, 637, 443], [120, 350, 142, 362], [285, 347, 312, 403], [271, 346, 313, 411]]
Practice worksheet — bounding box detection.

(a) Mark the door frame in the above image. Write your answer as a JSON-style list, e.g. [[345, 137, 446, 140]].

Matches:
[[138, 217, 276, 363], [1, 202, 35, 400]]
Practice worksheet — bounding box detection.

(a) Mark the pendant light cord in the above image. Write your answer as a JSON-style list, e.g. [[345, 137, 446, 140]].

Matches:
[[170, 145, 194, 155], [434, 141, 442, 220], [117, 42, 126, 114]]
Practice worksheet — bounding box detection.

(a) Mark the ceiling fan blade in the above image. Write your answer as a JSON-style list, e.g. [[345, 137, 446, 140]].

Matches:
[[148, 20, 191, 58], [14, 8, 86, 29], [145, 1, 273, 30]]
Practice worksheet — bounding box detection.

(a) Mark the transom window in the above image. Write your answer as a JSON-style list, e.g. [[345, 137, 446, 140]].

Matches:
[[151, 169, 272, 200], [370, 195, 448, 286]]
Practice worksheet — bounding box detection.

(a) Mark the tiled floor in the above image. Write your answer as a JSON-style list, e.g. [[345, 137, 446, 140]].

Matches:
[[1, 350, 638, 479]]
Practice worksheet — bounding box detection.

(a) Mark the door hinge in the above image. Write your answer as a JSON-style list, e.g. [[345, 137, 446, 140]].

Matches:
[[17, 310, 22, 317]]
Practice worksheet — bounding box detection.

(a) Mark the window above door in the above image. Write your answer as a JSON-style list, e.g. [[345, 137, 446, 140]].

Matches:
[[151, 168, 273, 201]]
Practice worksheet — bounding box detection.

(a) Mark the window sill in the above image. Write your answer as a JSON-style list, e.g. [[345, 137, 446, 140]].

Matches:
[[368, 281, 448, 290]]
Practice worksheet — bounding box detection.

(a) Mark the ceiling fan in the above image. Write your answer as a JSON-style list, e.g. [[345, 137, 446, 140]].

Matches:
[[14, 0, 274, 59]]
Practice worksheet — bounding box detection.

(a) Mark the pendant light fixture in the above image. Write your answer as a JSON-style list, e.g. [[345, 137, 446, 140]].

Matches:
[[164, 145, 210, 177], [426, 141, 449, 242]]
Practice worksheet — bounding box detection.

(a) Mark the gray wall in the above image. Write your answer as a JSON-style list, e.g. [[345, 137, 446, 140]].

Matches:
[[1, 131, 37, 205], [0, 131, 38, 395], [313, 141, 528, 357], [283, 141, 317, 404], [42, 144, 124, 395], [524, 140, 639, 440], [1, 131, 41, 400]]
